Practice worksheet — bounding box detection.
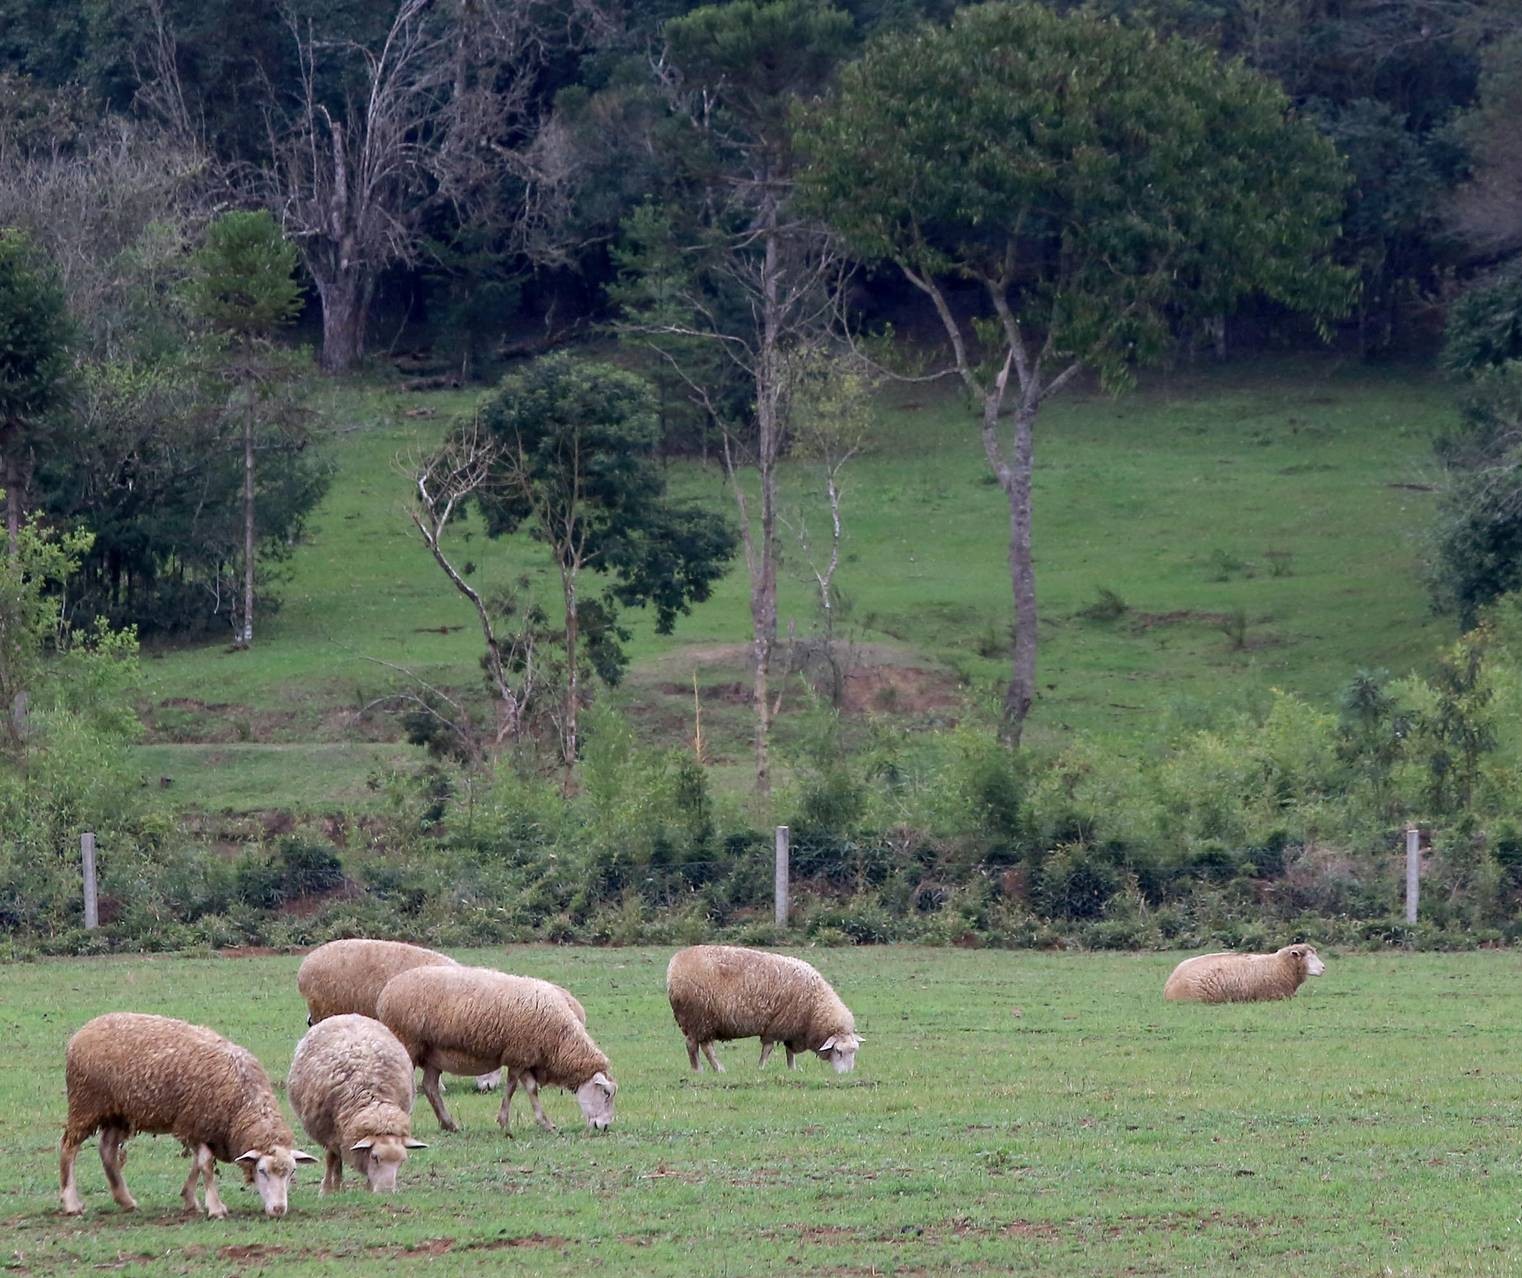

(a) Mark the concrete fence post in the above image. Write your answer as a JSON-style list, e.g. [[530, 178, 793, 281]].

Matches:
[[774, 825, 790, 928], [81, 832, 98, 930], [1405, 824, 1420, 925]]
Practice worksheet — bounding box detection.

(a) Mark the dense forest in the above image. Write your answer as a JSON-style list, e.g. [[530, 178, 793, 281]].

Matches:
[[3, 0, 1522, 954]]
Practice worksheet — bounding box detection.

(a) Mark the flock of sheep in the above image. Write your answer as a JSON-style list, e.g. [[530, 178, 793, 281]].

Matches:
[[56, 938, 1322, 1219]]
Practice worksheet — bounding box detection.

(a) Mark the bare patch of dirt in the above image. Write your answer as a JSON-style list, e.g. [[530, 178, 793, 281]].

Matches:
[[1002, 1221, 1062, 1241], [219, 1244, 287, 1262], [837, 666, 960, 715]]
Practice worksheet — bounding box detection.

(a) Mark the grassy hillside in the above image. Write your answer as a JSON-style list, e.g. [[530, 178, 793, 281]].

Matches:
[[7, 947, 1520, 1276], [134, 356, 1456, 814]]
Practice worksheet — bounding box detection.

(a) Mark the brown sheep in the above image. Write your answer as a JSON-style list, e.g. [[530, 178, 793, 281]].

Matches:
[[666, 945, 862, 1074], [59, 1013, 316, 1219], [377, 966, 615, 1133], [286, 1014, 428, 1194], [295, 938, 502, 1092], [1163, 944, 1326, 1003]]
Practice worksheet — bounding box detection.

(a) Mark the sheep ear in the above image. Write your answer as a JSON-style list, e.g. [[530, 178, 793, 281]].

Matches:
[[404, 1139, 429, 1149], [292, 1150, 319, 1164], [817, 1036, 837, 1052], [234, 1150, 262, 1167], [350, 1139, 374, 1151], [592, 1071, 615, 1095]]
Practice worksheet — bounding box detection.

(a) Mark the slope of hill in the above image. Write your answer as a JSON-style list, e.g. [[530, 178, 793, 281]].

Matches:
[[133, 355, 1456, 814]]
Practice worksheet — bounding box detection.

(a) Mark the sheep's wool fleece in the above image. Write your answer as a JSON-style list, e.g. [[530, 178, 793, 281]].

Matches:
[[1163, 947, 1314, 1003], [377, 966, 609, 1089], [63, 1013, 292, 1161], [287, 1014, 415, 1153], [666, 945, 855, 1048], [297, 939, 457, 1023]]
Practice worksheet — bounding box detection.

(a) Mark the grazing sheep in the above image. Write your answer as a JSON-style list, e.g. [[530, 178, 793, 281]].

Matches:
[[666, 945, 863, 1074], [59, 1013, 316, 1219], [1163, 944, 1326, 1003], [377, 966, 615, 1134], [296, 938, 502, 1092], [286, 1014, 428, 1194]]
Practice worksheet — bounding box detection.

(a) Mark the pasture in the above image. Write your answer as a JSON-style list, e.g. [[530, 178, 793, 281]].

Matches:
[[135, 358, 1456, 813], [4, 946, 1520, 1275]]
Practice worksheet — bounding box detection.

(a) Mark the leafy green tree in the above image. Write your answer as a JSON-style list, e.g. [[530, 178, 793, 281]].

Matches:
[[187, 210, 304, 649], [797, 1, 1351, 743], [472, 352, 737, 774], [0, 228, 71, 556], [1443, 267, 1522, 376]]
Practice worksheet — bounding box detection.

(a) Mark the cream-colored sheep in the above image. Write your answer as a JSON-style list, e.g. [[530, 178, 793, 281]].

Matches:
[[287, 1014, 428, 1194], [1163, 944, 1326, 1003], [295, 938, 502, 1092], [377, 966, 615, 1133], [666, 945, 862, 1074], [59, 1013, 316, 1219]]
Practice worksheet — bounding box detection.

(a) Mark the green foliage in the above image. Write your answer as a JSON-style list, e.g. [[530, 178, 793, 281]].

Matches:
[[472, 352, 737, 678], [186, 210, 301, 340], [1443, 267, 1522, 377], [797, 2, 1352, 390], [0, 225, 71, 429]]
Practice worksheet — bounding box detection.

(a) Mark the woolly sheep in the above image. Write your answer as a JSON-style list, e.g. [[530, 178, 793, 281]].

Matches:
[[666, 945, 863, 1074], [286, 1014, 428, 1194], [377, 966, 615, 1133], [295, 938, 502, 1092], [59, 1013, 316, 1219], [1163, 943, 1326, 1003]]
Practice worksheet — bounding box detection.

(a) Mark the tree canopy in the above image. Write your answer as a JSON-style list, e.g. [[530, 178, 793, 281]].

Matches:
[[797, 2, 1351, 389]]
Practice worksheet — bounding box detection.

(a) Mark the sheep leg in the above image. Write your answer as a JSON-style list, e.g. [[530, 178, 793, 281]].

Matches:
[[99, 1126, 136, 1212], [758, 1040, 775, 1068], [180, 1147, 203, 1213], [59, 1131, 86, 1216], [496, 1073, 518, 1134], [420, 1063, 459, 1132], [475, 1070, 502, 1093], [322, 1149, 343, 1194], [524, 1074, 556, 1132], [685, 1036, 701, 1071], [701, 1041, 724, 1073], [785, 1047, 797, 1070], [197, 1146, 227, 1220]]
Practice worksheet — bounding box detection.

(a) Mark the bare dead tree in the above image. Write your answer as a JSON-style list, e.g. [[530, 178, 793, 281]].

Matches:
[[616, 30, 850, 803], [252, 0, 609, 373], [407, 419, 539, 751]]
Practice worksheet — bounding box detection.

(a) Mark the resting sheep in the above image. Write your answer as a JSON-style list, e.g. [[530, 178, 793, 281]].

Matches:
[[666, 945, 863, 1074], [377, 966, 615, 1133], [296, 938, 501, 1092], [286, 1014, 428, 1194], [1163, 943, 1326, 1003], [59, 1013, 316, 1219]]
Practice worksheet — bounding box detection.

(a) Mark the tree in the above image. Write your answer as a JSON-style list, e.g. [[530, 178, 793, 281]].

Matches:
[[471, 352, 736, 776], [256, 0, 608, 372], [186, 210, 304, 649], [782, 344, 876, 704], [615, 0, 853, 801], [0, 228, 71, 557], [1452, 32, 1522, 263], [797, 2, 1350, 744]]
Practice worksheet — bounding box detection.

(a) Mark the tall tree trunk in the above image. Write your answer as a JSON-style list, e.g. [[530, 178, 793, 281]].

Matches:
[[749, 201, 783, 803], [561, 568, 579, 789], [237, 409, 255, 649], [315, 267, 373, 374], [1001, 403, 1038, 744]]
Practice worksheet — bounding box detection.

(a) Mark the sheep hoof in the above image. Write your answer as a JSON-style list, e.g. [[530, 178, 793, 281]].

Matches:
[[206, 1203, 228, 1220], [60, 1199, 84, 1217]]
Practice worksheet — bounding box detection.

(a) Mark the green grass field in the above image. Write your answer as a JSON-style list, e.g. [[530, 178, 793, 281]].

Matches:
[[134, 356, 1458, 813], [5, 947, 1520, 1275]]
